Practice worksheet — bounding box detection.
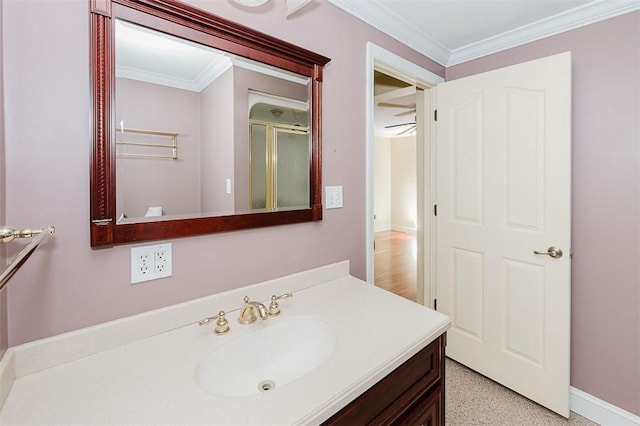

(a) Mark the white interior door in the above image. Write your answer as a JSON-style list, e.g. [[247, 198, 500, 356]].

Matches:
[[436, 52, 571, 417]]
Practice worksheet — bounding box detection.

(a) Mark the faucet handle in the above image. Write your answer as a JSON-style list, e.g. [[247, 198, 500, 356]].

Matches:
[[268, 292, 293, 316], [198, 310, 230, 335]]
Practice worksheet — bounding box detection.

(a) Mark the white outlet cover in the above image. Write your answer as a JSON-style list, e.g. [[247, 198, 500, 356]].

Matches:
[[131, 243, 172, 284]]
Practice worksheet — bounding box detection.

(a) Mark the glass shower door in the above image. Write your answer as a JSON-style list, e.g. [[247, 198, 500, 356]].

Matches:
[[250, 122, 309, 212], [275, 127, 310, 210]]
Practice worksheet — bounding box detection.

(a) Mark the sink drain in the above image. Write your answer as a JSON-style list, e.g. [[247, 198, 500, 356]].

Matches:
[[258, 380, 276, 392]]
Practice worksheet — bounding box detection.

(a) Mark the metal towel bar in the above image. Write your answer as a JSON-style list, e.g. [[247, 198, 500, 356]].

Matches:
[[0, 226, 55, 291]]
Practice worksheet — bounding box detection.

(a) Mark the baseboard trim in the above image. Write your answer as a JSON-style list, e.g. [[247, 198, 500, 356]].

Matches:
[[391, 225, 417, 234], [571, 387, 640, 425]]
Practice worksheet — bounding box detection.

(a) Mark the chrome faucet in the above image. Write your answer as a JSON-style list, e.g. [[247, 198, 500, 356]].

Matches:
[[237, 296, 269, 325]]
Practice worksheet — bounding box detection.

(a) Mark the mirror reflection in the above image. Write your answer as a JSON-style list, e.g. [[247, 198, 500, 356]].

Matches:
[[114, 20, 311, 223], [249, 96, 310, 212]]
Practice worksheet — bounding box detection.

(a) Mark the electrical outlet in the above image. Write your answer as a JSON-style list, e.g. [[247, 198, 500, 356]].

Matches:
[[131, 243, 172, 284]]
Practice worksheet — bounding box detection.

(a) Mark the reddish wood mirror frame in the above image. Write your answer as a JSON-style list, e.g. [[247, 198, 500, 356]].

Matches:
[[89, 0, 330, 247]]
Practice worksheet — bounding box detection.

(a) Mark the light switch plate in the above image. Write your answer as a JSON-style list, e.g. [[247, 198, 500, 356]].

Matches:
[[326, 185, 343, 209]]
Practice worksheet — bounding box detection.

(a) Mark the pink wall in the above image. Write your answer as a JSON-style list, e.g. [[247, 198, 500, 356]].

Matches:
[[201, 68, 235, 214], [447, 12, 640, 416], [0, 0, 7, 359], [2, 0, 442, 347], [116, 77, 202, 218]]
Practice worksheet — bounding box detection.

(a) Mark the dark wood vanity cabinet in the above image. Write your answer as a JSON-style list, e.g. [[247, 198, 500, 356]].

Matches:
[[323, 333, 446, 426]]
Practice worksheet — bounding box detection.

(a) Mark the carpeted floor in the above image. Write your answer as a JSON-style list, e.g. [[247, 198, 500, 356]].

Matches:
[[446, 358, 598, 425]]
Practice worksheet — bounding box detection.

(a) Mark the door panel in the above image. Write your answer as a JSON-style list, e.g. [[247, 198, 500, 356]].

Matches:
[[504, 258, 544, 365], [505, 88, 545, 230], [452, 248, 484, 341], [436, 52, 571, 417], [452, 94, 484, 224]]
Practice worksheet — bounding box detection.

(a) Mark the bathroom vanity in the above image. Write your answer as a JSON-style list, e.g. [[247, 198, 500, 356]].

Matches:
[[0, 262, 450, 425], [323, 335, 446, 425]]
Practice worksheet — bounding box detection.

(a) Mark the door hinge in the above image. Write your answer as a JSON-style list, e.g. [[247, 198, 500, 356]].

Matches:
[[434, 109, 438, 121], [433, 204, 437, 216], [434, 299, 437, 310], [373, 240, 376, 250]]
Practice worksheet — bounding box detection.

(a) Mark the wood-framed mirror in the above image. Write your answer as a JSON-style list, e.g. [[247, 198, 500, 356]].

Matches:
[[89, 0, 330, 247]]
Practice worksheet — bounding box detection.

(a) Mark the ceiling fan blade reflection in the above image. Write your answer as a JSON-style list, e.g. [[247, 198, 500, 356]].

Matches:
[[393, 109, 417, 117], [398, 125, 416, 136], [384, 121, 416, 129], [377, 102, 416, 109]]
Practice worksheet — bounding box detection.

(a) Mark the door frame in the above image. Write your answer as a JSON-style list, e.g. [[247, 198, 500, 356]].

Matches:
[[365, 43, 443, 306]]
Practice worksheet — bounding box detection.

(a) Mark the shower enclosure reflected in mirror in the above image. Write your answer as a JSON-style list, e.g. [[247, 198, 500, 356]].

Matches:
[[249, 93, 310, 212], [89, 0, 330, 247]]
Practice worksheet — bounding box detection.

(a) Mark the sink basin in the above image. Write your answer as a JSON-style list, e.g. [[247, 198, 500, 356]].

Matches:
[[196, 318, 335, 397]]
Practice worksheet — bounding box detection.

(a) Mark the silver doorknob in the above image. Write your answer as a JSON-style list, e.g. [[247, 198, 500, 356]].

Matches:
[[533, 246, 563, 258]]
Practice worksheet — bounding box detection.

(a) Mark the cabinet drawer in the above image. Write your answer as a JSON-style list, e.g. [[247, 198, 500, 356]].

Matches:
[[390, 385, 442, 426], [322, 334, 445, 425]]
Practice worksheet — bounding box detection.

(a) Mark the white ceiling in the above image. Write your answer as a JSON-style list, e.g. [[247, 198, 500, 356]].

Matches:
[[115, 20, 231, 92], [334, 0, 640, 136], [328, 0, 640, 66]]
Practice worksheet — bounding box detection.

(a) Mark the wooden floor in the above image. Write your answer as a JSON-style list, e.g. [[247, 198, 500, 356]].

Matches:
[[374, 230, 417, 302]]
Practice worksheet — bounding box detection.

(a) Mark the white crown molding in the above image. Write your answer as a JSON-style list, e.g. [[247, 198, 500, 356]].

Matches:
[[116, 65, 203, 92], [248, 90, 309, 112], [116, 53, 309, 93], [448, 0, 640, 66], [116, 58, 231, 93], [194, 57, 233, 92], [328, 0, 640, 67], [231, 58, 310, 85], [327, 0, 450, 66]]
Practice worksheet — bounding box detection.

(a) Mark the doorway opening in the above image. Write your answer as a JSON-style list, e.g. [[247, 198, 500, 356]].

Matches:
[[373, 71, 419, 302], [365, 42, 443, 308]]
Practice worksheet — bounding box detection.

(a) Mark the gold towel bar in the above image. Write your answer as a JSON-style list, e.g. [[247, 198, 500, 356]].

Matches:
[[116, 127, 178, 160]]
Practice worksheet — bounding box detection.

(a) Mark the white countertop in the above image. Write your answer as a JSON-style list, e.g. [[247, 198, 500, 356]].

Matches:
[[0, 261, 450, 425]]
